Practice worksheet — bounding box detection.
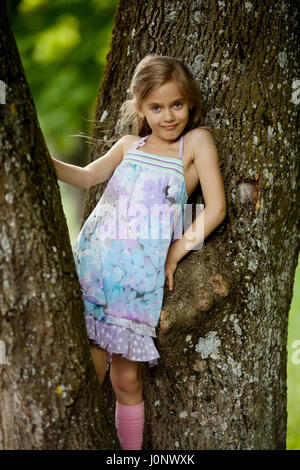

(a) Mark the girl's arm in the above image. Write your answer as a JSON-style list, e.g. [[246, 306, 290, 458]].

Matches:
[[51, 158, 91, 189], [167, 128, 226, 263], [51, 135, 128, 189], [84, 135, 128, 187]]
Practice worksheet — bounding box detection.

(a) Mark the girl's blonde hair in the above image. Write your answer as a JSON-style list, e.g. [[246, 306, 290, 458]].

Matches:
[[120, 54, 214, 138]]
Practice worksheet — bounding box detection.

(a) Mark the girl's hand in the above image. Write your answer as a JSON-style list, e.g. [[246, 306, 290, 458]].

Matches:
[[164, 257, 178, 291]]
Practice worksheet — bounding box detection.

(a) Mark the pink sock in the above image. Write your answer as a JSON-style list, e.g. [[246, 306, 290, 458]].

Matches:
[[115, 400, 145, 450]]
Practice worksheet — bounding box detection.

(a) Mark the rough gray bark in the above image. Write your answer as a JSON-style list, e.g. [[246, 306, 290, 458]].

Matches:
[[0, 0, 119, 449], [86, 0, 300, 450]]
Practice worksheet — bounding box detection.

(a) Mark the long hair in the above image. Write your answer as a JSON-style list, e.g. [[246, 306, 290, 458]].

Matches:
[[120, 54, 214, 139]]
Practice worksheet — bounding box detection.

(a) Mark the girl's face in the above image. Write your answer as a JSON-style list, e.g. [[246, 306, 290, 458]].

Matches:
[[136, 80, 190, 141]]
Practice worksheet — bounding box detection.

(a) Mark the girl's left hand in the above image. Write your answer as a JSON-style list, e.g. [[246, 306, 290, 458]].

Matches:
[[164, 257, 178, 291]]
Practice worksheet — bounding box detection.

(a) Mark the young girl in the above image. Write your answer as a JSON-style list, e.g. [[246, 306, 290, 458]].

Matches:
[[52, 54, 226, 450]]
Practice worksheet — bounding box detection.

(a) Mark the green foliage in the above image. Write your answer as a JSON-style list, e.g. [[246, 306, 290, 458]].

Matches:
[[8, 0, 119, 157]]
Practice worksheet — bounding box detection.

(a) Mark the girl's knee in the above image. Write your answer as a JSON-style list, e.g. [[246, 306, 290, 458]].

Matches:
[[110, 355, 142, 390]]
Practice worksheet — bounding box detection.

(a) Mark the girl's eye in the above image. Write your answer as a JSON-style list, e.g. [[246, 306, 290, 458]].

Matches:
[[151, 102, 183, 111]]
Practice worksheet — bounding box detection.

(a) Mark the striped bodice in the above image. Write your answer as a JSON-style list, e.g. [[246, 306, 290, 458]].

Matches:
[[122, 134, 188, 200], [123, 150, 185, 179]]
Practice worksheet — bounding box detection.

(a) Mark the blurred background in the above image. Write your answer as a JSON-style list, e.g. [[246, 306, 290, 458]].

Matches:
[[7, 0, 299, 450]]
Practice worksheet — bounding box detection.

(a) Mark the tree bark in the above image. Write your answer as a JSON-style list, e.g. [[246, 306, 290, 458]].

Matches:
[[86, 0, 300, 450], [0, 0, 119, 450]]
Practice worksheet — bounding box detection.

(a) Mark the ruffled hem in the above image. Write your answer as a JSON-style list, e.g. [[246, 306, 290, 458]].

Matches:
[[85, 313, 159, 368]]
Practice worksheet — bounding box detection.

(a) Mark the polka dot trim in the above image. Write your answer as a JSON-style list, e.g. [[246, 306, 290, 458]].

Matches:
[[85, 313, 159, 368]]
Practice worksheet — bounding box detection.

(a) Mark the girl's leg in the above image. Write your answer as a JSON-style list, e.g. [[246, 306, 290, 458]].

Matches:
[[110, 353, 143, 405], [89, 341, 108, 387], [110, 354, 144, 450]]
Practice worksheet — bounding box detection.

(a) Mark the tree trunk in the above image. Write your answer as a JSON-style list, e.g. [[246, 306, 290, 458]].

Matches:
[[0, 0, 120, 450], [86, 0, 300, 450]]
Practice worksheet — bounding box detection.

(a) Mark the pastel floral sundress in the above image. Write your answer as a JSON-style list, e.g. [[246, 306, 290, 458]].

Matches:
[[72, 132, 188, 367]]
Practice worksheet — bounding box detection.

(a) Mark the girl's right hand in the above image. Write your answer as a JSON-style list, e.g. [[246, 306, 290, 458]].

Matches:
[[164, 256, 178, 291]]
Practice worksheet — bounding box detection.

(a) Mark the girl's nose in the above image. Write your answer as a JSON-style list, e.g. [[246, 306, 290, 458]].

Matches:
[[163, 108, 175, 122]]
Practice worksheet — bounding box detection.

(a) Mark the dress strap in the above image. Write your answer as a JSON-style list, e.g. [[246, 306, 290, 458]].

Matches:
[[133, 134, 150, 150], [179, 135, 184, 160]]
